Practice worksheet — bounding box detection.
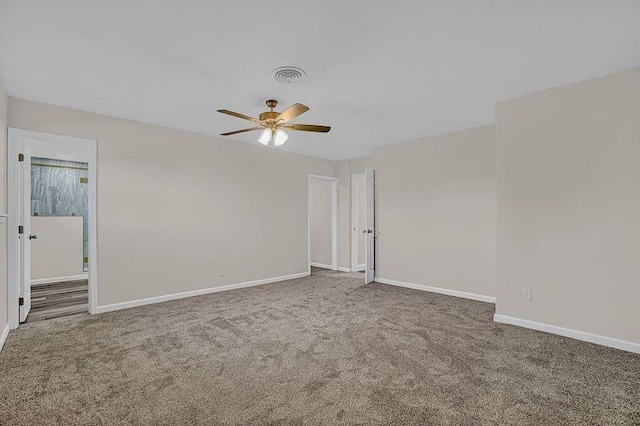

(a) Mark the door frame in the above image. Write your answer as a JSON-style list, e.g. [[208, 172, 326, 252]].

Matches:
[[7, 128, 98, 329], [350, 172, 366, 272], [364, 168, 375, 283], [307, 174, 338, 274]]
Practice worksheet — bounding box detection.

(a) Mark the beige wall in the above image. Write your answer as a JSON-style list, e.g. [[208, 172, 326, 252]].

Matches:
[[309, 178, 333, 267], [0, 82, 7, 338], [9, 98, 336, 307], [0, 84, 7, 125], [349, 156, 374, 175], [375, 126, 497, 298], [496, 67, 640, 344], [0, 81, 6, 213], [31, 216, 85, 281]]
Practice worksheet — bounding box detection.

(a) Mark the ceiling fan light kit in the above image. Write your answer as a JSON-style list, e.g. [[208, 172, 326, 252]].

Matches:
[[257, 128, 272, 145], [273, 129, 289, 146], [217, 98, 330, 147]]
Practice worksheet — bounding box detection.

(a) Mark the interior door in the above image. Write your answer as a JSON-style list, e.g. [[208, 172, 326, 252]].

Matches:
[[19, 152, 32, 322], [364, 168, 375, 283]]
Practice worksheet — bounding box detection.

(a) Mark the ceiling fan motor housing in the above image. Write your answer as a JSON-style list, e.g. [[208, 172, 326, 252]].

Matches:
[[259, 111, 279, 122], [260, 99, 280, 129]]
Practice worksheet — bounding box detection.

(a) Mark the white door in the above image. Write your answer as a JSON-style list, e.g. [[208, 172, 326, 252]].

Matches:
[[364, 168, 375, 283], [18, 153, 32, 322]]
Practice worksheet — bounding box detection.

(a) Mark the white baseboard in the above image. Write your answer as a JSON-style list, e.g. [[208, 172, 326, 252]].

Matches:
[[494, 314, 640, 354], [310, 262, 335, 270], [96, 272, 310, 314], [374, 277, 496, 304], [337, 267, 351, 273], [358, 264, 366, 272], [0, 324, 10, 353], [32, 274, 89, 286]]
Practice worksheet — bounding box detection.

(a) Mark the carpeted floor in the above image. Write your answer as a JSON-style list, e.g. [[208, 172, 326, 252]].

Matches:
[[1, 269, 638, 425]]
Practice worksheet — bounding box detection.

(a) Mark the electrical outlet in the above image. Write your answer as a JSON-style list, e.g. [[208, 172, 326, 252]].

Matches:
[[521, 288, 532, 301], [219, 268, 225, 277]]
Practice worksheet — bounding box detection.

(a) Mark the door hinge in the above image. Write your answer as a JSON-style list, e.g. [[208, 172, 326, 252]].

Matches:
[[19, 297, 24, 306], [18, 153, 24, 162], [18, 225, 24, 234]]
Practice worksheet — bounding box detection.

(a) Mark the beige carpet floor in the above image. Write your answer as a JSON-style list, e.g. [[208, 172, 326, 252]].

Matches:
[[0, 268, 638, 425]]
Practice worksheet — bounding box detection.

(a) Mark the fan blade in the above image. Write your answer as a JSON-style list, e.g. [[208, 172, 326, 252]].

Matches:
[[282, 124, 331, 133], [276, 103, 309, 124], [217, 109, 262, 123], [220, 127, 263, 136]]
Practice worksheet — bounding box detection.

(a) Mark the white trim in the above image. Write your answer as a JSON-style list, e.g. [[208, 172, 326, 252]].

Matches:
[[307, 174, 311, 275], [351, 172, 365, 272], [0, 324, 10, 352], [364, 168, 375, 283], [8, 128, 98, 328], [7, 129, 19, 328], [307, 174, 339, 272], [31, 274, 89, 286], [375, 277, 496, 304], [337, 267, 351, 273], [493, 314, 640, 354], [310, 262, 334, 270], [357, 263, 366, 272], [96, 272, 309, 314]]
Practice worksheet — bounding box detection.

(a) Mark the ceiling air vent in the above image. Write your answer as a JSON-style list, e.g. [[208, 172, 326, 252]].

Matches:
[[272, 66, 306, 84]]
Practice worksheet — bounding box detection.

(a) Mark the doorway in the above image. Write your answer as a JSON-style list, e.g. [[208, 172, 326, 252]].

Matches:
[[307, 174, 338, 273], [363, 168, 375, 284], [7, 129, 98, 328], [351, 172, 366, 272], [28, 157, 89, 321]]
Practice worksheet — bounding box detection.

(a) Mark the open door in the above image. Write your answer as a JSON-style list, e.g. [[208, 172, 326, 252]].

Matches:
[[8, 128, 98, 328], [19, 152, 32, 322], [364, 168, 375, 283]]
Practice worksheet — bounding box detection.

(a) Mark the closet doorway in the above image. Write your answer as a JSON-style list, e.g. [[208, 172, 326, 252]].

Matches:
[[307, 174, 338, 273], [351, 173, 366, 272]]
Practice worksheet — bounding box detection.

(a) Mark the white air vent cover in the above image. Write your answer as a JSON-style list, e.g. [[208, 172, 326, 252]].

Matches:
[[272, 66, 306, 84]]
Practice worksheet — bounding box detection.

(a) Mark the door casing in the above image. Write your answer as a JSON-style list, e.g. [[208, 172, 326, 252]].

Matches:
[[364, 168, 375, 284]]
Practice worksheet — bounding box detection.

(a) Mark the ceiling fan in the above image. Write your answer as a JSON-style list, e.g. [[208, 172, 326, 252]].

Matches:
[[217, 99, 331, 146]]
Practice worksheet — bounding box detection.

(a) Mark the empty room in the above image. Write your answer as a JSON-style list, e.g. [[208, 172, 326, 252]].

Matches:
[[0, 1, 639, 424]]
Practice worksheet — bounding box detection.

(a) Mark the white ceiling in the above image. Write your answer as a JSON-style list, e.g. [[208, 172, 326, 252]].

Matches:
[[1, 1, 639, 160]]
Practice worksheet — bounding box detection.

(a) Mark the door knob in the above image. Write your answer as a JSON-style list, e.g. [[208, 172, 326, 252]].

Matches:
[[29, 234, 37, 240]]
